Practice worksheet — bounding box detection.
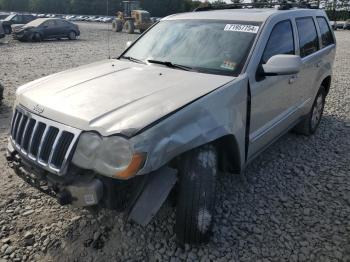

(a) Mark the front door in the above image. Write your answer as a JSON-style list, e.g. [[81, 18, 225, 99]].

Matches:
[[248, 19, 300, 158], [42, 20, 58, 39]]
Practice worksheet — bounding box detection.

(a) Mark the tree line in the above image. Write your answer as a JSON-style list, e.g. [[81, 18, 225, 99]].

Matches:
[[0, 0, 204, 16], [0, 0, 349, 18]]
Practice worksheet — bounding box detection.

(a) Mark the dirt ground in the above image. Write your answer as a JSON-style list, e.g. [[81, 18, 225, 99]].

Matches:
[[0, 22, 349, 262]]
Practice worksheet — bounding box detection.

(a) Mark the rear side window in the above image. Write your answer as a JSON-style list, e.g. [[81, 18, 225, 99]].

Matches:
[[296, 17, 319, 58], [262, 20, 295, 64], [317, 17, 334, 47]]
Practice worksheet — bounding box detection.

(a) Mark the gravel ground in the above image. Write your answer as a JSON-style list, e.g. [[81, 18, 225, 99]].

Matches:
[[0, 23, 349, 262]]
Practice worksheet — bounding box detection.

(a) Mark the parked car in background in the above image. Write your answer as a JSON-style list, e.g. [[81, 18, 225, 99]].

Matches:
[[1, 13, 35, 34], [336, 21, 345, 29], [343, 19, 350, 29], [0, 22, 5, 39], [0, 13, 9, 20], [330, 21, 337, 30], [12, 18, 80, 42]]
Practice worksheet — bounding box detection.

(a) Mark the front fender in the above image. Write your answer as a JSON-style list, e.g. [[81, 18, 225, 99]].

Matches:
[[131, 75, 249, 176]]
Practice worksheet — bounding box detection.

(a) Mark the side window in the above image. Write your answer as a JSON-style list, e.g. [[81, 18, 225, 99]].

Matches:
[[43, 20, 55, 27], [296, 17, 319, 58], [12, 15, 21, 23], [316, 17, 334, 47], [262, 20, 295, 64], [25, 16, 33, 23]]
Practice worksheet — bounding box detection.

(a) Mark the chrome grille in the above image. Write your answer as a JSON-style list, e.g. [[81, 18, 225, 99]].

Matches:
[[10, 107, 81, 175]]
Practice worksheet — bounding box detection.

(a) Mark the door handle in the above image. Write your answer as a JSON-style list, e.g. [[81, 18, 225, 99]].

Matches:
[[289, 75, 297, 84]]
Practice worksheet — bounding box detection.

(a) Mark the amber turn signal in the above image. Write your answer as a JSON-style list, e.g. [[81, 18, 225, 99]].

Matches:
[[114, 153, 146, 179]]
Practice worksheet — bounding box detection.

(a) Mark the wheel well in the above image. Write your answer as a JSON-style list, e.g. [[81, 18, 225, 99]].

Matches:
[[213, 135, 241, 174], [321, 76, 331, 95], [170, 135, 242, 175]]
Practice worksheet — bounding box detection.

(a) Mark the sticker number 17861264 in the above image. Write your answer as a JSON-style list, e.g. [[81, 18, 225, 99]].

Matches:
[[224, 24, 260, 33]]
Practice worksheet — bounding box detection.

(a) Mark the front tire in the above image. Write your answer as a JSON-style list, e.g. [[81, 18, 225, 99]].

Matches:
[[175, 144, 218, 245], [294, 86, 326, 135], [68, 31, 77, 40], [4, 26, 11, 34], [33, 33, 42, 42]]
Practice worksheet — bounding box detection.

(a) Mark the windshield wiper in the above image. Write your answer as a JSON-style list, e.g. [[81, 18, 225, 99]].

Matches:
[[147, 59, 195, 72], [120, 56, 146, 64]]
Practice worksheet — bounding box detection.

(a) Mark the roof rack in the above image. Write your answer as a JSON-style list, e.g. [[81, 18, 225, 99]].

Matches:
[[193, 2, 319, 12]]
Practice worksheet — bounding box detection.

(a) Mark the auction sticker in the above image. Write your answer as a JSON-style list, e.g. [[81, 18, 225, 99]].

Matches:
[[224, 24, 259, 34]]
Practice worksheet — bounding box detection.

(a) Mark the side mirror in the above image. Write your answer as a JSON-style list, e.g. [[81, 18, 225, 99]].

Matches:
[[125, 41, 133, 49], [262, 54, 302, 76]]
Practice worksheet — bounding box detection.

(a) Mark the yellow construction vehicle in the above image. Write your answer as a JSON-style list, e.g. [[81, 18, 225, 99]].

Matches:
[[112, 0, 153, 34]]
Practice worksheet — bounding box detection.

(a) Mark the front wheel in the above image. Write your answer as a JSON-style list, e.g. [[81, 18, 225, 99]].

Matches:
[[33, 33, 42, 42], [4, 26, 10, 34], [294, 86, 326, 135], [68, 31, 77, 40], [175, 144, 218, 245]]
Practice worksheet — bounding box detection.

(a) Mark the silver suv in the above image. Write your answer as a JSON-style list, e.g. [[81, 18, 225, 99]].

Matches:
[[7, 6, 335, 244]]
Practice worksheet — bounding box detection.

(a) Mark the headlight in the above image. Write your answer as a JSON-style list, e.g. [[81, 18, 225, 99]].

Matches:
[[72, 132, 145, 179]]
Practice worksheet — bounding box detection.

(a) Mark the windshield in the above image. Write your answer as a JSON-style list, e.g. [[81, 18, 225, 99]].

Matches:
[[26, 19, 46, 27], [4, 14, 15, 21], [123, 19, 261, 76]]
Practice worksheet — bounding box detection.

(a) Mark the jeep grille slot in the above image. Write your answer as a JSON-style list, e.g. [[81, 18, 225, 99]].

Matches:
[[10, 108, 81, 175], [50, 132, 75, 168]]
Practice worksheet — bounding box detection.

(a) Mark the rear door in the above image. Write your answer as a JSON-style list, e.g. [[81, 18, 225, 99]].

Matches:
[[248, 19, 300, 158], [293, 17, 322, 113], [56, 20, 72, 36]]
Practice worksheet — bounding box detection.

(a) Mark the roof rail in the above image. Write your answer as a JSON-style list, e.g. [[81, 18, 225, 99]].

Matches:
[[193, 2, 319, 12]]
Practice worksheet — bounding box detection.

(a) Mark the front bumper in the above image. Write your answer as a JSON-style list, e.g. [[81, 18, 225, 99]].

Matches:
[[7, 141, 102, 206], [7, 141, 137, 210], [12, 31, 29, 40], [7, 141, 177, 226]]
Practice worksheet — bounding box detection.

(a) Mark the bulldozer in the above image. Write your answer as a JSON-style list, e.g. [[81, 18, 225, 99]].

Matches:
[[112, 1, 153, 34]]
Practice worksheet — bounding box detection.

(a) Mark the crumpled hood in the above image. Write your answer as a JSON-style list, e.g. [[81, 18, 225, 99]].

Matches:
[[16, 59, 234, 136]]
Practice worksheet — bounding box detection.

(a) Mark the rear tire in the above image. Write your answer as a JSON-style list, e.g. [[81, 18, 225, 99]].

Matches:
[[175, 144, 218, 245], [124, 20, 135, 34], [294, 86, 326, 135]]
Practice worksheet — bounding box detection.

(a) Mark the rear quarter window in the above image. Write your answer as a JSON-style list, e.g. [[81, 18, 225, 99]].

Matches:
[[296, 17, 319, 58], [316, 16, 335, 47]]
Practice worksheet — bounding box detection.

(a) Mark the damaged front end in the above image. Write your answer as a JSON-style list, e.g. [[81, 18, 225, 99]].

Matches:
[[7, 142, 177, 225], [6, 106, 177, 226]]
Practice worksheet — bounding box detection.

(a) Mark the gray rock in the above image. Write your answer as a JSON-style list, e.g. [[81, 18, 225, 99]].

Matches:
[[1, 244, 9, 253], [4, 246, 15, 255], [22, 210, 34, 217], [1, 238, 11, 244], [23, 231, 34, 240]]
